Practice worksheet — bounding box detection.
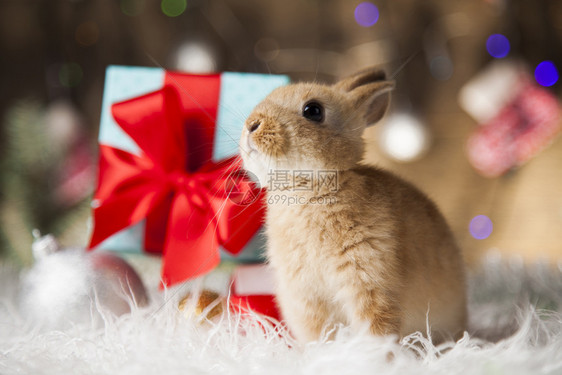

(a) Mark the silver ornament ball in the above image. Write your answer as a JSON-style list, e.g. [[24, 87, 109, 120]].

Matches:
[[20, 234, 148, 329]]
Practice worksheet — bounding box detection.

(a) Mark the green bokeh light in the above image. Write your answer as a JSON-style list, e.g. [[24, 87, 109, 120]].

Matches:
[[120, 0, 145, 16], [161, 0, 187, 17], [59, 63, 83, 88]]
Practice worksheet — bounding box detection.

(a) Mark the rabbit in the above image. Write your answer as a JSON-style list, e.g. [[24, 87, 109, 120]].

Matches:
[[239, 67, 467, 344]]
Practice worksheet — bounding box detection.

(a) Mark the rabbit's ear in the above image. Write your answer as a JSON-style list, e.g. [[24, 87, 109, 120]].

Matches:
[[334, 68, 394, 126]]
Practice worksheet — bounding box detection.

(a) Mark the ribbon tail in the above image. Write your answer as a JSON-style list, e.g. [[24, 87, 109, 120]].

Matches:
[[89, 187, 168, 250], [160, 193, 221, 287], [218, 192, 266, 255], [207, 181, 266, 255]]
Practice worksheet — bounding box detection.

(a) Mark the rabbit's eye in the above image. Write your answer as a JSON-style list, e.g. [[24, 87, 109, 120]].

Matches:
[[302, 101, 324, 123]]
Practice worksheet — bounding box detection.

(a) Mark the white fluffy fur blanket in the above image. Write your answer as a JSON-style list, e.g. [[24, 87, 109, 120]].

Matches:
[[1, 253, 561, 375]]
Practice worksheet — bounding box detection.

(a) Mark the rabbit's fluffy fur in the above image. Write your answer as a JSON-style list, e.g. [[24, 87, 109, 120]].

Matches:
[[239, 68, 467, 343]]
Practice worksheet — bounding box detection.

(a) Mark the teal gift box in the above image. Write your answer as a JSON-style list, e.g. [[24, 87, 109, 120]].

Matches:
[[90, 65, 289, 268]]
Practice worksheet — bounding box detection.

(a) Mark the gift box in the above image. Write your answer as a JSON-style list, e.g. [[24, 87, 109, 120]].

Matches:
[[229, 264, 280, 321], [176, 264, 280, 322], [88, 66, 289, 286]]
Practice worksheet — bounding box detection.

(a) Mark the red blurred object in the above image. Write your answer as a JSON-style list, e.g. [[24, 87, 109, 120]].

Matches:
[[467, 77, 561, 177], [54, 139, 96, 206], [229, 294, 281, 321]]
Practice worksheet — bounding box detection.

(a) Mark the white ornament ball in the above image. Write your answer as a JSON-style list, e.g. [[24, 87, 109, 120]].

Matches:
[[174, 40, 217, 73], [378, 113, 430, 162], [20, 234, 148, 329]]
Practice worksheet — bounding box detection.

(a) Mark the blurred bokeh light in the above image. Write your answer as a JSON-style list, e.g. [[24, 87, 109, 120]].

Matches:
[[486, 34, 510, 59], [354, 2, 379, 27], [161, 0, 187, 17], [535, 61, 559, 87], [469, 215, 493, 240]]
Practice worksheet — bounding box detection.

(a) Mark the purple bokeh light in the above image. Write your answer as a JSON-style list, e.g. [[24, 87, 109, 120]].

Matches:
[[486, 34, 510, 58], [469, 215, 493, 240], [534, 61, 559, 87], [355, 2, 379, 27]]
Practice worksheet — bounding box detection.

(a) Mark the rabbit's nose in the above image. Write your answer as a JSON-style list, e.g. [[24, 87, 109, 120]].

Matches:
[[249, 121, 261, 133]]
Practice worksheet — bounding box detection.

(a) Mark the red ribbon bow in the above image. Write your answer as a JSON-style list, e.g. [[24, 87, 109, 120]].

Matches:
[[89, 85, 265, 286]]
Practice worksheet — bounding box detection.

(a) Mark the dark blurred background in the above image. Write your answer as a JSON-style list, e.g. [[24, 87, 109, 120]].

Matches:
[[1, 0, 561, 268]]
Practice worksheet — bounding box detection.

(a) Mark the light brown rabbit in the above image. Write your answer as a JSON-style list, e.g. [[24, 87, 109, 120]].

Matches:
[[239, 68, 467, 344]]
